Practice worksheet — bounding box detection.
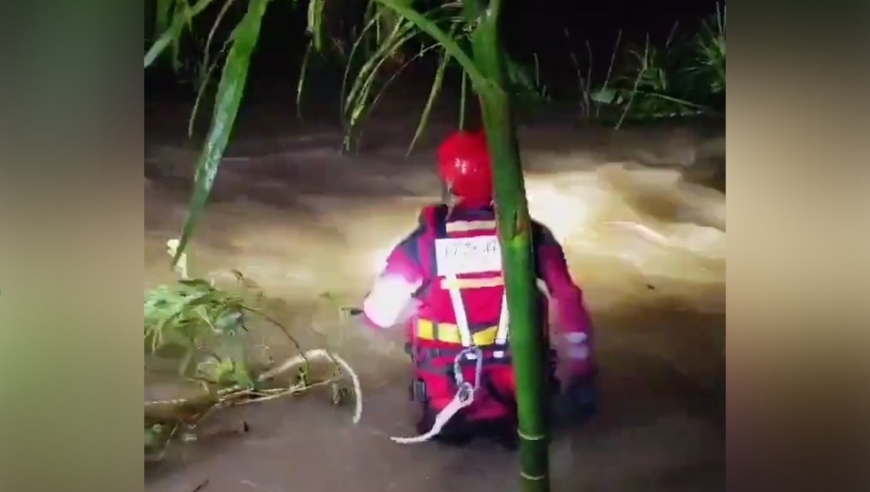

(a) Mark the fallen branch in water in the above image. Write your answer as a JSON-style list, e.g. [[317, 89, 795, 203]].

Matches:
[[145, 348, 363, 423], [145, 241, 363, 463]]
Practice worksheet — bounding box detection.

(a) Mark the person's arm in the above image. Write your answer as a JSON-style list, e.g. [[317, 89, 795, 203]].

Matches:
[[360, 226, 427, 330], [533, 222, 594, 377]]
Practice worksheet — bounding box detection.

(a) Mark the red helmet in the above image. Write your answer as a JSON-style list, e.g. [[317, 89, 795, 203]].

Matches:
[[436, 130, 493, 204]]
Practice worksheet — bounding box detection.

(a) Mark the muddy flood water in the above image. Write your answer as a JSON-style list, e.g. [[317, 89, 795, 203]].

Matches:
[[144, 101, 726, 492]]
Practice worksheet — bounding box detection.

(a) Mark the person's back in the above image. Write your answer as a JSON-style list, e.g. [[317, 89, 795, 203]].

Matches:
[[359, 130, 597, 447], [414, 203, 511, 342]]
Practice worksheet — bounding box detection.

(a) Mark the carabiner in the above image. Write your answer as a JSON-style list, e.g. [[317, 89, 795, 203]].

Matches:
[[452, 345, 484, 390]]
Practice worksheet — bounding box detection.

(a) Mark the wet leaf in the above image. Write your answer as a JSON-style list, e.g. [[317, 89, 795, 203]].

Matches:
[[154, 0, 175, 37], [172, 0, 270, 264], [405, 46, 451, 156], [306, 0, 327, 50], [145, 424, 166, 448], [233, 362, 256, 389], [144, 0, 216, 68], [370, 0, 490, 94]]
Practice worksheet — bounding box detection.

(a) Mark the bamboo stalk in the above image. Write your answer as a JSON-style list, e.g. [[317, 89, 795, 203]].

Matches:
[[467, 0, 551, 489]]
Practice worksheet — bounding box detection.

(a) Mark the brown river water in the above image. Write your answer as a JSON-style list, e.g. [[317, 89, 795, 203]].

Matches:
[[144, 100, 725, 492]]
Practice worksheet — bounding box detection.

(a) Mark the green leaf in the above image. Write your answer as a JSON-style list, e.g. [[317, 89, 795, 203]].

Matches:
[[154, 0, 176, 38], [144, 0, 216, 68], [343, 17, 412, 122], [370, 0, 494, 98], [188, 0, 238, 136], [459, 0, 485, 24], [405, 49, 450, 156], [233, 361, 256, 389], [348, 41, 442, 150], [145, 424, 166, 448], [306, 0, 326, 51], [171, 0, 270, 265], [339, 15, 382, 118], [295, 41, 314, 119]]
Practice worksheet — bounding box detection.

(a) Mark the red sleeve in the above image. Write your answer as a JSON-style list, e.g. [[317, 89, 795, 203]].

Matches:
[[532, 222, 590, 335], [380, 239, 426, 285], [533, 221, 595, 375]]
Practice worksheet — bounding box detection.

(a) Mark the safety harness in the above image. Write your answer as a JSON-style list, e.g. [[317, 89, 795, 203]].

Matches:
[[391, 206, 511, 444]]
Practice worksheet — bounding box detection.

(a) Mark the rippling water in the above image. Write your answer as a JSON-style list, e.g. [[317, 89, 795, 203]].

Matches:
[[144, 120, 725, 492]]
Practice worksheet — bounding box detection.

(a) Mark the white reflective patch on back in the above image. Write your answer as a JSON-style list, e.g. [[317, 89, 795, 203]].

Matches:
[[434, 235, 503, 276]]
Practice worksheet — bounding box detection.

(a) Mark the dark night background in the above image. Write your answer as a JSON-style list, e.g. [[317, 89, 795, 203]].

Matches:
[[145, 0, 721, 109]]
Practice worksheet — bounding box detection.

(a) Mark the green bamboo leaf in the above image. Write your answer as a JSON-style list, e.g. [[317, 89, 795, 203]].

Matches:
[[155, 0, 176, 37], [405, 49, 450, 156], [343, 1, 460, 141], [182, 293, 218, 310], [343, 18, 411, 117], [339, 15, 383, 118], [459, 0, 484, 23], [169, 0, 190, 72], [350, 42, 442, 150], [188, 35, 232, 137], [306, 0, 326, 50], [342, 23, 420, 149], [149, 303, 188, 352], [232, 361, 255, 389], [172, 0, 270, 265], [188, 9, 237, 137], [370, 0, 494, 97], [295, 41, 313, 119], [144, 0, 216, 68]]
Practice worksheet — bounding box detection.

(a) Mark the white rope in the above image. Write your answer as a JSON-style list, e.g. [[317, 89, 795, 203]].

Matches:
[[390, 384, 474, 444]]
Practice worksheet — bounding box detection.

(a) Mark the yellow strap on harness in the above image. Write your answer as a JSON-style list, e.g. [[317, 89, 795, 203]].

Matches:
[[416, 319, 501, 345]]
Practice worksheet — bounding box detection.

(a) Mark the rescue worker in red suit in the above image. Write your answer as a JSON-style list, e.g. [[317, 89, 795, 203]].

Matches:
[[360, 130, 597, 449]]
